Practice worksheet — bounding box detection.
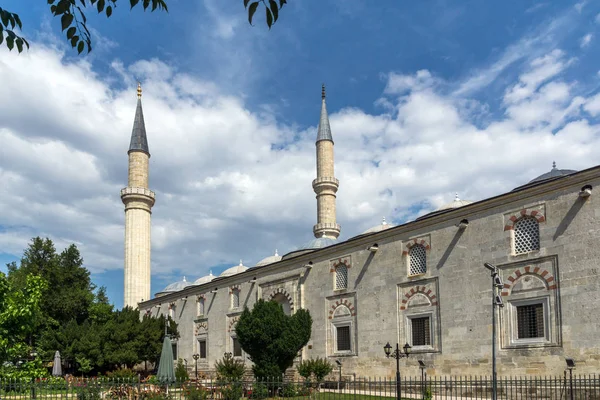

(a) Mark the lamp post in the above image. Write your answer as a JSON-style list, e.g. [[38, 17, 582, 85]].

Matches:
[[192, 354, 200, 380], [566, 358, 575, 400], [418, 360, 426, 400], [483, 263, 504, 400], [383, 342, 411, 400]]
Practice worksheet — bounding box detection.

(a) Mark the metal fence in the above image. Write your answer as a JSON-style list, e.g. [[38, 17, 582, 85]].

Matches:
[[1, 375, 599, 400]]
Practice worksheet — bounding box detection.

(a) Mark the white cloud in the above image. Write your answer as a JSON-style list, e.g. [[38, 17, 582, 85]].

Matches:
[[1, 42, 600, 292], [575, 1, 586, 13], [596, 13, 600, 24], [580, 33, 593, 48]]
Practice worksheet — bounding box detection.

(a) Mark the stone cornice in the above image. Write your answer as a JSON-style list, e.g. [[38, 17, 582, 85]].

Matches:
[[138, 166, 600, 309]]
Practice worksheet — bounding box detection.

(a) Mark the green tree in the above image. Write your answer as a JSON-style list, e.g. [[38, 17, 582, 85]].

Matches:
[[235, 299, 312, 380], [0, 271, 47, 379], [1, 0, 288, 55]]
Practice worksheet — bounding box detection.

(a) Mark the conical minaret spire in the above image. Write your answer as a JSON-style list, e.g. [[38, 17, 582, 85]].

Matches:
[[312, 84, 340, 239], [121, 83, 156, 308]]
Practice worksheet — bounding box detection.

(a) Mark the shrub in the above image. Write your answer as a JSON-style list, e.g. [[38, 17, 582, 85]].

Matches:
[[214, 353, 245, 382], [219, 382, 243, 400], [183, 383, 208, 400], [175, 358, 189, 382], [310, 357, 333, 383], [106, 368, 138, 380], [249, 382, 268, 399], [296, 360, 312, 380], [75, 381, 102, 400], [281, 383, 297, 398]]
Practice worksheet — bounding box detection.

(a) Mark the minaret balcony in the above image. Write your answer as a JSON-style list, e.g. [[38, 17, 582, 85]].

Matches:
[[313, 222, 341, 233], [121, 187, 155, 199], [120, 187, 156, 209], [312, 176, 339, 191]]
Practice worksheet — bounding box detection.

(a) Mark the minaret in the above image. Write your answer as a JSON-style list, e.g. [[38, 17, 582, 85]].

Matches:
[[312, 84, 341, 239], [121, 83, 155, 308]]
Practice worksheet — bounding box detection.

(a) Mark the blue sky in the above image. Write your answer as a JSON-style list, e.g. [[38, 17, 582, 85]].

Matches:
[[1, 0, 600, 309]]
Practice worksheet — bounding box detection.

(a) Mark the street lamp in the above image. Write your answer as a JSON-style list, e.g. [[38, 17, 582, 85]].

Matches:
[[418, 360, 426, 400], [192, 354, 200, 380], [383, 342, 411, 400], [566, 358, 576, 400], [483, 262, 504, 400]]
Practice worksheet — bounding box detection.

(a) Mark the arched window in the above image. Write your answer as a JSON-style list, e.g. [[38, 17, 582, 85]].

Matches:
[[409, 244, 427, 276], [514, 217, 540, 254], [272, 293, 292, 315], [231, 288, 240, 309], [335, 264, 348, 290]]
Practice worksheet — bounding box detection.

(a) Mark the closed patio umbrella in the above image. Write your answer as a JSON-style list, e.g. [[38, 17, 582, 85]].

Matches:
[[52, 351, 62, 376], [156, 336, 176, 385]]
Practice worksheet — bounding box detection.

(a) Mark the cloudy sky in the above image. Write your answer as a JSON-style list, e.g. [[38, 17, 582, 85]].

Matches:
[[1, 0, 600, 308]]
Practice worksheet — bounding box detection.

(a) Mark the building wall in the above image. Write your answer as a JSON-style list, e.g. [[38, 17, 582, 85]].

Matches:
[[141, 168, 600, 378]]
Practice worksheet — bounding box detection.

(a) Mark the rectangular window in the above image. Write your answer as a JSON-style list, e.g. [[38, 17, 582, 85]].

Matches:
[[336, 326, 351, 352], [411, 317, 431, 346], [232, 337, 242, 357], [231, 290, 240, 308], [335, 265, 348, 290], [197, 298, 205, 316], [517, 303, 545, 339], [198, 339, 207, 359], [171, 342, 178, 360]]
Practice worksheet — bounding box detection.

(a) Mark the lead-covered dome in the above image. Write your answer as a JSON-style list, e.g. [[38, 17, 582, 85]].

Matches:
[[255, 250, 282, 267], [362, 217, 395, 234], [156, 276, 192, 296], [528, 162, 577, 184], [194, 271, 215, 285], [298, 237, 336, 250], [436, 193, 473, 211], [220, 261, 248, 277]]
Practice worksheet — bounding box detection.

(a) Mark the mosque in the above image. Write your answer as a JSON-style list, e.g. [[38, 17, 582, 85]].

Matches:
[[122, 83, 600, 377]]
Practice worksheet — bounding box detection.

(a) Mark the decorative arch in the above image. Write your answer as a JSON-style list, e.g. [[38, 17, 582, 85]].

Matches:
[[328, 298, 356, 319], [329, 257, 351, 273], [227, 316, 239, 332], [504, 209, 546, 231], [196, 294, 206, 301], [501, 266, 557, 296], [402, 238, 431, 256], [267, 288, 294, 311], [194, 321, 208, 335], [229, 285, 240, 294], [400, 285, 437, 310]]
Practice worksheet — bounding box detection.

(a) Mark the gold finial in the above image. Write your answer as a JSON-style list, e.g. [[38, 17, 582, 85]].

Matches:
[[321, 83, 326, 100], [137, 82, 142, 99]]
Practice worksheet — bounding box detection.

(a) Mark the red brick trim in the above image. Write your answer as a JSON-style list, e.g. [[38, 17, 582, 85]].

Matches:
[[504, 209, 545, 231], [402, 239, 431, 256], [267, 288, 295, 310], [196, 294, 206, 301], [328, 299, 356, 319], [330, 258, 351, 273], [228, 316, 239, 332], [500, 266, 557, 296], [229, 285, 240, 294], [400, 285, 437, 310]]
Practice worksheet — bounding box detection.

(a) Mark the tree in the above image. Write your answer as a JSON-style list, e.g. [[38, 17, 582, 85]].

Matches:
[[235, 299, 312, 380], [1, 0, 288, 55], [0, 271, 47, 379]]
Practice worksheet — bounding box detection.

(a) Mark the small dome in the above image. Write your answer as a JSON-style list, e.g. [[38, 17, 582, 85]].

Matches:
[[436, 193, 473, 211], [160, 276, 192, 293], [298, 237, 336, 250], [362, 217, 395, 234], [255, 250, 282, 267], [220, 260, 249, 277], [194, 271, 215, 285], [528, 162, 577, 184]]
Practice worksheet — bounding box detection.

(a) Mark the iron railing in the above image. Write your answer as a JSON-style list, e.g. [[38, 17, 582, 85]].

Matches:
[[0, 375, 599, 400]]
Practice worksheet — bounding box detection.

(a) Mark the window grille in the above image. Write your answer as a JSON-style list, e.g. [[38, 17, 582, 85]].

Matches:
[[409, 244, 427, 275], [336, 326, 351, 351], [411, 317, 431, 346], [197, 298, 205, 316], [517, 303, 545, 339], [198, 339, 207, 358], [231, 289, 240, 308], [514, 217, 540, 254], [335, 264, 348, 290], [232, 337, 242, 357]]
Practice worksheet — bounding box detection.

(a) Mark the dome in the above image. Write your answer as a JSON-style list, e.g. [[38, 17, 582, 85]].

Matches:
[[193, 271, 215, 285], [528, 162, 577, 184], [255, 250, 282, 267], [435, 193, 473, 211], [298, 237, 337, 250], [220, 260, 249, 277], [160, 276, 192, 293], [362, 217, 395, 234]]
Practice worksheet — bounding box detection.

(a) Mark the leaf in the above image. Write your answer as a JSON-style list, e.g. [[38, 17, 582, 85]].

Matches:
[[266, 6, 273, 29], [279, 0, 286, 7], [77, 40, 84, 54], [97, 0, 105, 13], [0, 31, 3, 46], [143, 0, 150, 10], [1, 11, 9, 27], [106, 5, 112, 17], [13, 14, 22, 29], [22, 37, 29, 49], [247, 1, 259, 25], [130, 0, 140, 9], [55, 0, 71, 15], [243, 0, 250, 8], [71, 35, 79, 47], [15, 37, 23, 52], [152, 0, 157, 11], [66, 26, 76, 39], [61, 13, 73, 31], [269, 0, 278, 23], [6, 35, 14, 50]]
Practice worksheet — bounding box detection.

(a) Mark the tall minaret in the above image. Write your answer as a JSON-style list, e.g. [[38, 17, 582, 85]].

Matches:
[[312, 84, 341, 239], [121, 83, 155, 308]]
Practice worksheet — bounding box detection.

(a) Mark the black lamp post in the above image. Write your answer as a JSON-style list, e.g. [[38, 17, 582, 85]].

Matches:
[[192, 354, 200, 380], [383, 342, 411, 400], [484, 263, 504, 400]]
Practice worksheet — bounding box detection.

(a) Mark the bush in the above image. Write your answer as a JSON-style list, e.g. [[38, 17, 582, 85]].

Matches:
[[105, 368, 138, 380], [183, 383, 208, 400], [281, 383, 297, 398], [218, 382, 243, 400], [249, 382, 268, 399], [175, 359, 189, 382], [296, 357, 333, 383], [75, 381, 102, 400], [214, 353, 245, 382]]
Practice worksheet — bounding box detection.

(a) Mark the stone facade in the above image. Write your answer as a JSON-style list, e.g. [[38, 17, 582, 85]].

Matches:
[[139, 166, 600, 378]]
